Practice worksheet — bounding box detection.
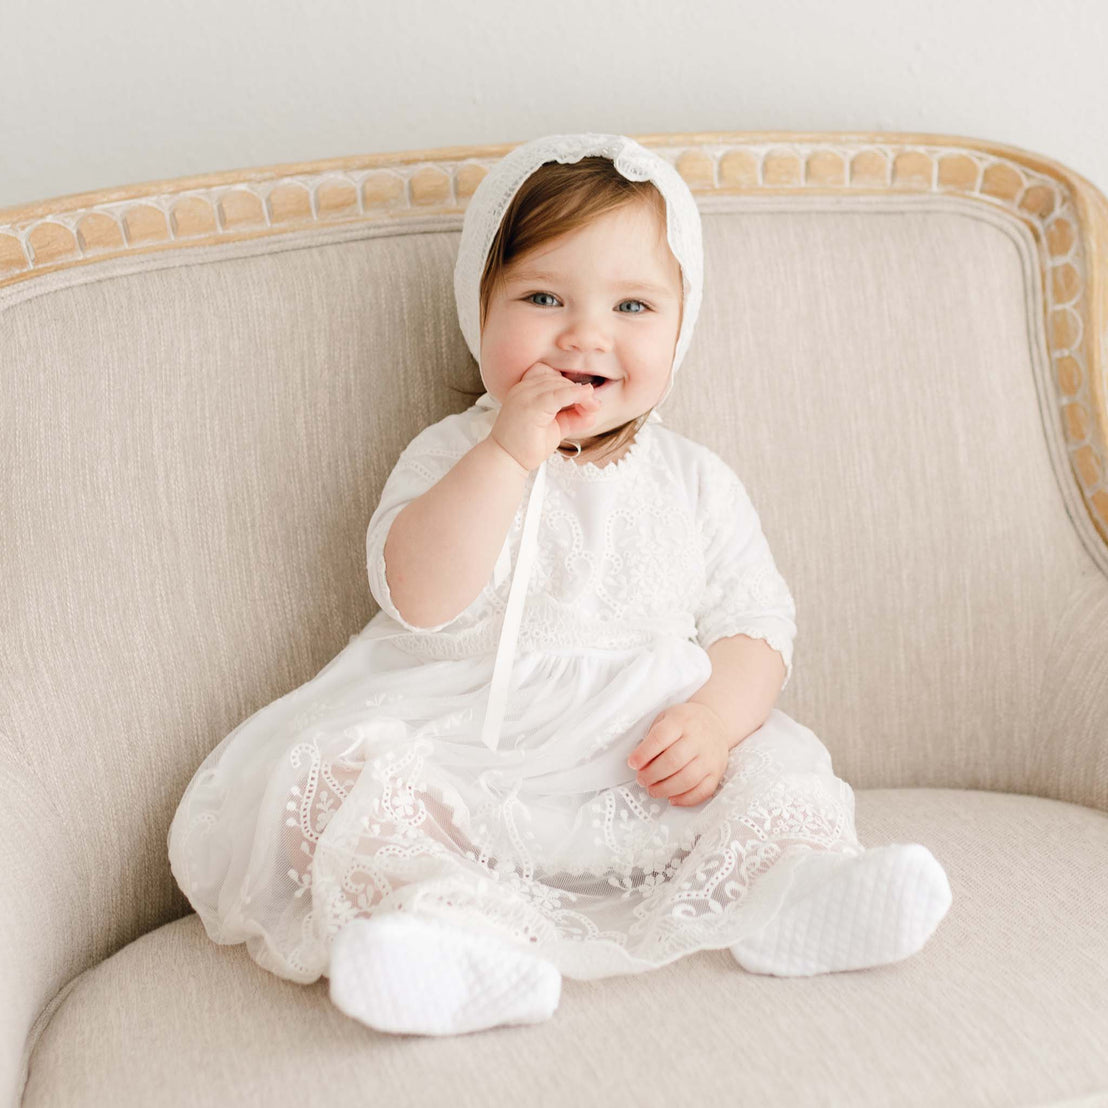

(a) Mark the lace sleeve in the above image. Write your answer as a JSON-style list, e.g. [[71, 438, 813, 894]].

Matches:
[[365, 415, 493, 633], [693, 452, 798, 690]]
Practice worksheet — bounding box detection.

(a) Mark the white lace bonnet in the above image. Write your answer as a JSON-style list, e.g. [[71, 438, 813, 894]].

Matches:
[[454, 131, 704, 417], [451, 133, 705, 753]]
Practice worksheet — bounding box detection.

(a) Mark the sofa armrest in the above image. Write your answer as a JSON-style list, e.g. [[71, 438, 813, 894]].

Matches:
[[1027, 573, 1108, 814], [0, 758, 87, 1108]]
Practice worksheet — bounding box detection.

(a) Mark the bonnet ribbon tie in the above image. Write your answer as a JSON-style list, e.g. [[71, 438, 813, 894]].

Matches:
[[473, 398, 663, 753], [479, 458, 547, 752]]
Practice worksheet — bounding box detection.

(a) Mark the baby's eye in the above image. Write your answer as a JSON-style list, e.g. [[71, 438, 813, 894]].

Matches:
[[525, 292, 560, 307], [618, 300, 650, 314]]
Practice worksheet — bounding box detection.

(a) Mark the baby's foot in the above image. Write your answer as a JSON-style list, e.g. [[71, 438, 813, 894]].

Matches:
[[729, 843, 952, 977], [329, 911, 562, 1036]]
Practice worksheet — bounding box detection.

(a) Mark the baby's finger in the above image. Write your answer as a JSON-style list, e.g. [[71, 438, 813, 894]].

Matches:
[[555, 397, 601, 431], [628, 715, 682, 774], [635, 744, 693, 788], [645, 760, 706, 800], [539, 381, 594, 414], [553, 379, 595, 401], [669, 772, 716, 807], [522, 361, 567, 383]]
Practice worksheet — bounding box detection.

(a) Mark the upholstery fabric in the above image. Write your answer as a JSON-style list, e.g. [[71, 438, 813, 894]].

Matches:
[[20, 790, 1108, 1107], [4, 192, 1107, 1105]]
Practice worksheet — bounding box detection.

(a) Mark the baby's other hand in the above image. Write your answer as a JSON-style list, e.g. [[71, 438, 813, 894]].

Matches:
[[626, 702, 730, 807]]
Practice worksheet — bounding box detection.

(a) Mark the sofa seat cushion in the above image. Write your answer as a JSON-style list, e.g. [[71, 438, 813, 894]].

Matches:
[[21, 788, 1108, 1108]]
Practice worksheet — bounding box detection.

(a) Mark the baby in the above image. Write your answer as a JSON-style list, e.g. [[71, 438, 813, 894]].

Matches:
[[168, 132, 953, 1038]]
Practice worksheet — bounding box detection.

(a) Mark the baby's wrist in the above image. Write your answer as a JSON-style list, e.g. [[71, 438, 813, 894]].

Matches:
[[482, 433, 531, 477]]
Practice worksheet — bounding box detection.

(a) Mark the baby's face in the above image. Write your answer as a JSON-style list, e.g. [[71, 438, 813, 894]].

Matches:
[[480, 200, 683, 440]]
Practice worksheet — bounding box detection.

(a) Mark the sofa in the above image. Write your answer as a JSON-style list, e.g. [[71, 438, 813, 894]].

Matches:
[[3, 130, 1107, 1107]]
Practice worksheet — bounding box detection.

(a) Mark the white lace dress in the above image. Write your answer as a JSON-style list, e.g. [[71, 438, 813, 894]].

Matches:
[[167, 402, 864, 984]]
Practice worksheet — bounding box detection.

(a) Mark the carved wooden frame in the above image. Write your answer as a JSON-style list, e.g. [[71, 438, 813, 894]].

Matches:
[[3, 130, 1105, 547]]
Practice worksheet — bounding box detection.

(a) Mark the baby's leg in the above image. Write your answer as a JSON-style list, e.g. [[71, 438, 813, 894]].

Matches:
[[726, 712, 952, 976], [281, 752, 362, 890], [279, 748, 560, 1036]]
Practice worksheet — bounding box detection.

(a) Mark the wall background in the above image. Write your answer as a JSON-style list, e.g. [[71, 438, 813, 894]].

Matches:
[[1, 0, 1106, 211]]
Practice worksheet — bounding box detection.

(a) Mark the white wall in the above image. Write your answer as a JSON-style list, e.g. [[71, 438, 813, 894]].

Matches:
[[1, 0, 1106, 210]]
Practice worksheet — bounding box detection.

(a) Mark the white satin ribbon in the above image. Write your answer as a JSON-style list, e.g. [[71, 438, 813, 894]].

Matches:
[[479, 459, 548, 751], [472, 391, 661, 753]]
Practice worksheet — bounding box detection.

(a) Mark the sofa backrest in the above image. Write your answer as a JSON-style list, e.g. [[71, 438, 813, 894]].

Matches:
[[3, 134, 1107, 992]]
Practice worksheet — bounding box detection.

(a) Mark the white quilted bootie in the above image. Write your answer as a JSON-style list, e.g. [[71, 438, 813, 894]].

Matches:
[[328, 911, 562, 1036], [729, 842, 953, 977]]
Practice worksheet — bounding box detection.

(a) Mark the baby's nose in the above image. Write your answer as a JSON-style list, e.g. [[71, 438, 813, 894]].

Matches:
[[557, 311, 612, 353]]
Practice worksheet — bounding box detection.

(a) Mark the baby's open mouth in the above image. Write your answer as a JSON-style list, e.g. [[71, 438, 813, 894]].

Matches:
[[560, 370, 612, 388]]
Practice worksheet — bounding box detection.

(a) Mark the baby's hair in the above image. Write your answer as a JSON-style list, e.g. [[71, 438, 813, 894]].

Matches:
[[477, 156, 679, 465]]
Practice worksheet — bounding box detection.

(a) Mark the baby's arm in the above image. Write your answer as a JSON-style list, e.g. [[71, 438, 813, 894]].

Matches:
[[627, 634, 785, 807], [687, 633, 787, 749], [692, 450, 797, 689], [384, 437, 528, 628], [383, 364, 596, 628]]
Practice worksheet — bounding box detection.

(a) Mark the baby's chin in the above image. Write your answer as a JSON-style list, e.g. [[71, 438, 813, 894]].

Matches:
[[561, 419, 608, 449]]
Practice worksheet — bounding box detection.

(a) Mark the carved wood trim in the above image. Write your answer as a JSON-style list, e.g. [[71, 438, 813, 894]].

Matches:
[[3, 130, 1105, 547]]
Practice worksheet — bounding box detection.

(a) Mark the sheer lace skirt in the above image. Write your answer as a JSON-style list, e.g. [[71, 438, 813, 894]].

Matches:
[[168, 622, 863, 983]]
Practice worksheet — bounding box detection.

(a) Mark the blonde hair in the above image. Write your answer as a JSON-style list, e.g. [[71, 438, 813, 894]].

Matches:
[[474, 156, 680, 466]]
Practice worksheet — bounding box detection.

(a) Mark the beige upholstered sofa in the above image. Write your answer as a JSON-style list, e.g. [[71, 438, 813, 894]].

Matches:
[[4, 130, 1108, 1107]]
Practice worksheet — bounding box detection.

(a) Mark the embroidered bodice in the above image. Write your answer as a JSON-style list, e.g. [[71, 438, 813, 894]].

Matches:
[[365, 403, 797, 689]]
